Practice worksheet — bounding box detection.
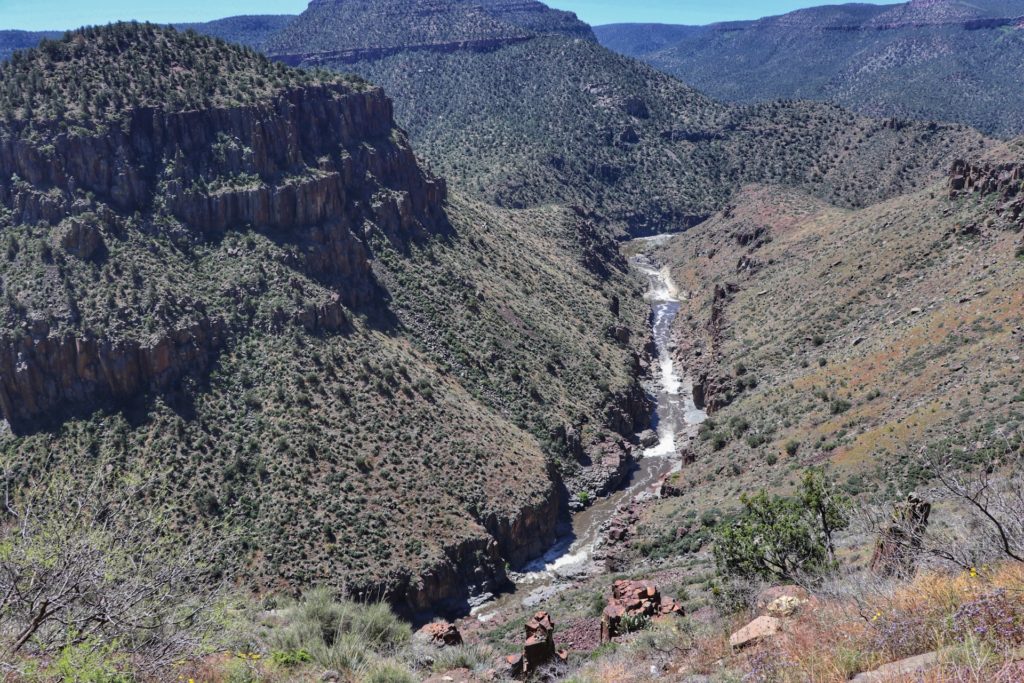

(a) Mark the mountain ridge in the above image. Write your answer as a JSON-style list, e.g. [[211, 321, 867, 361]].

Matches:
[[596, 0, 1024, 137], [0, 23, 650, 618]]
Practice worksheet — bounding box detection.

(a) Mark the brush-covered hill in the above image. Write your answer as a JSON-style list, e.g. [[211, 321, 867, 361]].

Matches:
[[264, 0, 595, 64], [596, 0, 1024, 137], [173, 15, 297, 50], [0, 30, 61, 62], [0, 22, 653, 617], [263, 0, 991, 236], [0, 17, 296, 61], [621, 138, 1024, 568]]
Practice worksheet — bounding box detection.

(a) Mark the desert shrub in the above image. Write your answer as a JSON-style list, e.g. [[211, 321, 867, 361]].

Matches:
[[619, 613, 652, 634], [365, 660, 417, 683], [951, 589, 1024, 648], [268, 589, 411, 673], [0, 465, 225, 677], [830, 399, 852, 415], [713, 468, 850, 583], [45, 640, 132, 683], [710, 433, 728, 451], [785, 440, 800, 456], [430, 643, 496, 673], [269, 648, 312, 667], [746, 433, 768, 448]]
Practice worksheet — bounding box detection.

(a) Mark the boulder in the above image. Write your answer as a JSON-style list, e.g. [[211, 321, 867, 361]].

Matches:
[[754, 585, 810, 613], [660, 472, 686, 498], [416, 621, 463, 647], [851, 651, 939, 682], [424, 669, 492, 683], [600, 580, 683, 642], [870, 495, 931, 578], [766, 595, 807, 618], [58, 219, 105, 259], [729, 616, 782, 650], [638, 429, 658, 448]]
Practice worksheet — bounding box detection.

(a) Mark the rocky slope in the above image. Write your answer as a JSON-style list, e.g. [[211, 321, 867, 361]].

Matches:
[[596, 0, 1024, 137], [0, 24, 650, 618], [619, 138, 1024, 569]]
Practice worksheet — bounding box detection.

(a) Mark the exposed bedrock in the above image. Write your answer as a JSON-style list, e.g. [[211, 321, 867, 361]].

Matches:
[[0, 84, 447, 428], [0, 317, 227, 429]]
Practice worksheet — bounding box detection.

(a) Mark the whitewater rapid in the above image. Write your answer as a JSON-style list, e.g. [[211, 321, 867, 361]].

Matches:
[[506, 253, 706, 587]]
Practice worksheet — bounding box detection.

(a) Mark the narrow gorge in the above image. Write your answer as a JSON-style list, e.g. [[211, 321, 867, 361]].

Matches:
[[469, 243, 708, 618]]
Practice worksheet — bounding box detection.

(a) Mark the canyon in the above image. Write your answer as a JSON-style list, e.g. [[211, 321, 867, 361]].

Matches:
[[0, 25, 653, 618]]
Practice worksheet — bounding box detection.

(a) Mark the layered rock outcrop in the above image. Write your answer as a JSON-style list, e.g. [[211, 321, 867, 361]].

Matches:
[[0, 83, 446, 429], [0, 318, 227, 428], [949, 159, 1024, 226], [600, 580, 683, 642], [0, 85, 445, 250]]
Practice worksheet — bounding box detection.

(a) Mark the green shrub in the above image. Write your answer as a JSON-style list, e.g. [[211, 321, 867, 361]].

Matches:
[[746, 433, 768, 448], [785, 440, 800, 456], [729, 416, 750, 437], [366, 661, 417, 683], [270, 648, 312, 667], [712, 468, 850, 582], [619, 613, 651, 634], [269, 589, 411, 673], [830, 399, 852, 415], [46, 641, 130, 683], [430, 644, 496, 673]]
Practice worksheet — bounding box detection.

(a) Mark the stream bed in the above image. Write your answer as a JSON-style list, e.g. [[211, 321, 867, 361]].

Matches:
[[472, 248, 706, 618]]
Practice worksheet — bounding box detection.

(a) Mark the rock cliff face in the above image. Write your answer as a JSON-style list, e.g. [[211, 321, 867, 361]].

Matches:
[[0, 318, 227, 427], [0, 83, 446, 429], [950, 158, 1024, 226], [0, 85, 445, 248], [265, 0, 594, 65], [481, 470, 561, 567]]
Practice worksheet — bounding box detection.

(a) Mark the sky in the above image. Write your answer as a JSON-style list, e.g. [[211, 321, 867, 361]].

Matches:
[[0, 0, 898, 32]]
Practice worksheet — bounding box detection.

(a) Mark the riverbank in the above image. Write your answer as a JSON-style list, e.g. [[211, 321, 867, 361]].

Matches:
[[464, 242, 706, 623]]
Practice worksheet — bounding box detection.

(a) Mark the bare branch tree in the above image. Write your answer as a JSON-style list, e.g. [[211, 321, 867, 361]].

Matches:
[[921, 427, 1024, 568], [859, 428, 1024, 574], [0, 461, 232, 676]]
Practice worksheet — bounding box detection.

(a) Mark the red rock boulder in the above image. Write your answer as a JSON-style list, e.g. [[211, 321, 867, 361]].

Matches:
[[600, 580, 683, 642]]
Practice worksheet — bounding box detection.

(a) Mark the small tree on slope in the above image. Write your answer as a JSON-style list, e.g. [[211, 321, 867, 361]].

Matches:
[[713, 468, 852, 583]]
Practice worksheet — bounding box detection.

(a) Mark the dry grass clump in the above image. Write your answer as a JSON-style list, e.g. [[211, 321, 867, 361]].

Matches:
[[172, 589, 418, 683], [554, 564, 1024, 683], [753, 563, 1024, 682]]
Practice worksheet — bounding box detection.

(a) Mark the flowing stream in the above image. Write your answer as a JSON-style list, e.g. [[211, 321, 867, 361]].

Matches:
[[473, 247, 706, 617]]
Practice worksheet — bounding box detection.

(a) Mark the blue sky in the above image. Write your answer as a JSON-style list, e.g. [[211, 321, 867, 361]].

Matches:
[[1, 0, 897, 32]]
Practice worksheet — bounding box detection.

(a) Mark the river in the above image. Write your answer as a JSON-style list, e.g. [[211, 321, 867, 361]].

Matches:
[[472, 247, 706, 617]]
